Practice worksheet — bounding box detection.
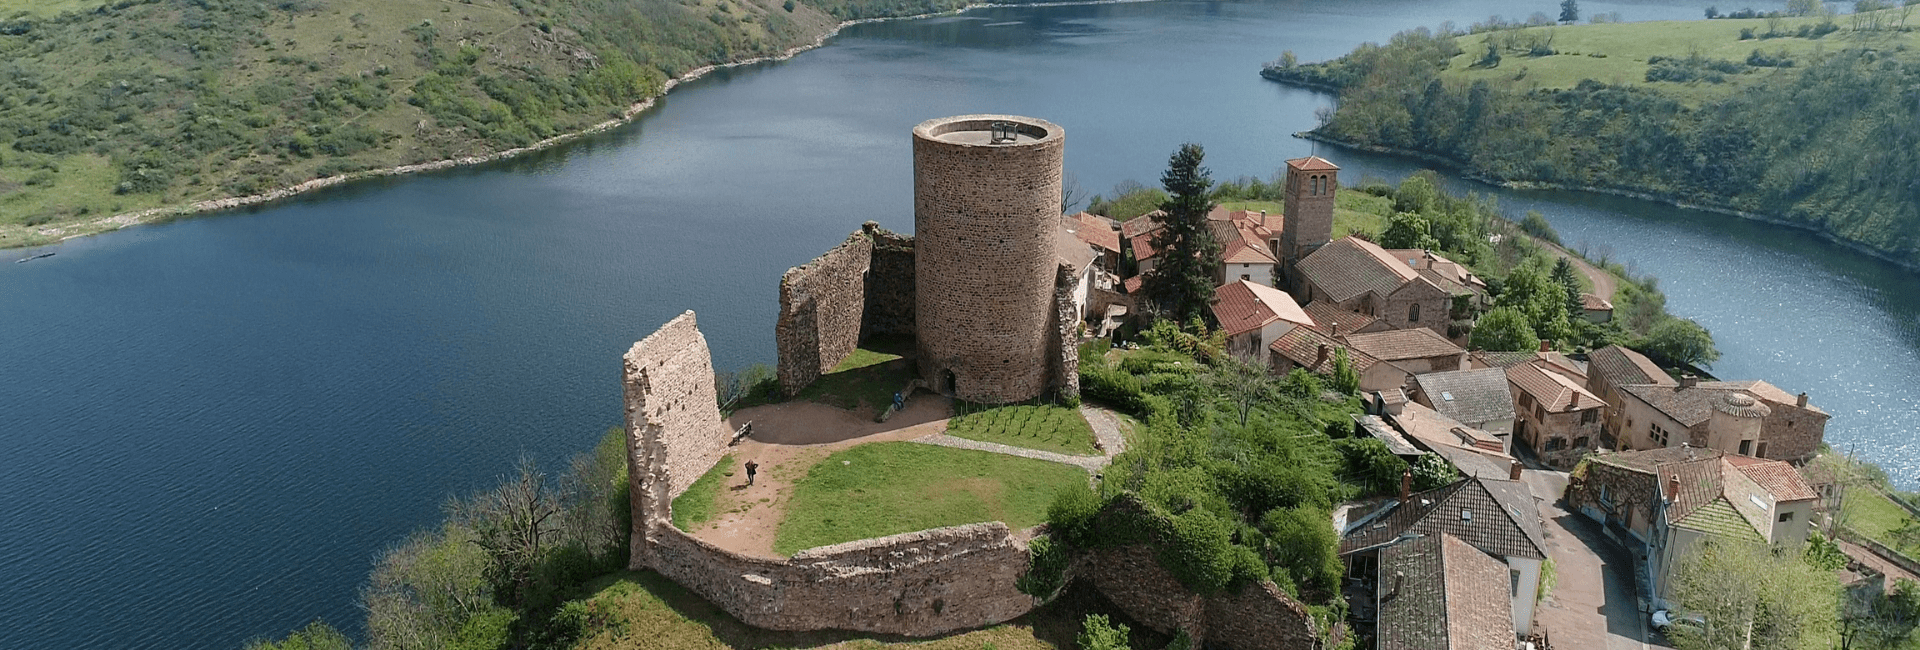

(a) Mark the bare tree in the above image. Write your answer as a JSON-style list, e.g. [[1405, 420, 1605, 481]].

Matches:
[[452, 457, 559, 609], [1062, 172, 1089, 214]]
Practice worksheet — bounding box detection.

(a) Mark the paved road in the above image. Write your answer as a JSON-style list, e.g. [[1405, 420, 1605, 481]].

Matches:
[[1520, 468, 1672, 650]]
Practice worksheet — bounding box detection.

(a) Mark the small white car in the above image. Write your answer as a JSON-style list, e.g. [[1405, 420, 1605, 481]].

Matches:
[[1651, 609, 1705, 634]]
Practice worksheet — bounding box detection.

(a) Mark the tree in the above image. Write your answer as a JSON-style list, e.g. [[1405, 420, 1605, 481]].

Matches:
[[1143, 143, 1223, 322], [1669, 540, 1840, 650], [451, 457, 560, 610], [1637, 318, 1720, 368], [1329, 347, 1360, 395], [1472, 306, 1540, 352], [1260, 505, 1343, 596], [1410, 453, 1460, 491], [1208, 355, 1282, 426], [1379, 211, 1441, 250], [1550, 257, 1584, 320], [1787, 0, 1824, 15], [1705, 5, 1720, 18], [1844, 577, 1920, 650], [245, 621, 352, 650], [1078, 614, 1133, 650], [1560, 0, 1580, 23]]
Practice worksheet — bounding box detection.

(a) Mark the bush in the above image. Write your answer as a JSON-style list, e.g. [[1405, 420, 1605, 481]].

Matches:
[[1047, 482, 1103, 546], [1017, 536, 1070, 600], [1078, 614, 1132, 650]]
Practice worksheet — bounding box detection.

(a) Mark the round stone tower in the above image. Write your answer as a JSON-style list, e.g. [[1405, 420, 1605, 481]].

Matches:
[[1710, 391, 1770, 456], [912, 115, 1064, 404]]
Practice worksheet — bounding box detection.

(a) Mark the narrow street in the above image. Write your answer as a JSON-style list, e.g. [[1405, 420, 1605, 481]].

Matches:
[[1520, 468, 1671, 650]]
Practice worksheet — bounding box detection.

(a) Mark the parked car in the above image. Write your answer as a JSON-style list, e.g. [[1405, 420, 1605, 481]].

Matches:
[[1651, 609, 1706, 635]]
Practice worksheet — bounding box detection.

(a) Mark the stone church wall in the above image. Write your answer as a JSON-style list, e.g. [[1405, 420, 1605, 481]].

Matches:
[[775, 231, 874, 395], [625, 313, 1036, 636]]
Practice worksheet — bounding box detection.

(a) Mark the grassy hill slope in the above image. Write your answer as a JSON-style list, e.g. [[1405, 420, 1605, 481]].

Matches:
[[0, 0, 990, 248], [1263, 10, 1920, 270]]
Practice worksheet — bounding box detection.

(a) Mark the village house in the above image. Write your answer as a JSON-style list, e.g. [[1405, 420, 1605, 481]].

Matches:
[[1579, 293, 1613, 323], [1120, 210, 1166, 276], [1344, 328, 1468, 375], [1209, 279, 1314, 365], [1056, 222, 1100, 326], [1565, 447, 1818, 608], [1408, 367, 1517, 449], [1292, 236, 1453, 336], [1583, 344, 1677, 441], [1508, 361, 1607, 469], [1063, 211, 1124, 276], [1341, 474, 1546, 638], [1472, 343, 1588, 385], [1389, 401, 1519, 479], [1372, 533, 1518, 650], [1303, 300, 1391, 336], [1383, 248, 1487, 308], [1614, 376, 1829, 463], [1269, 326, 1410, 394], [1210, 209, 1280, 287]]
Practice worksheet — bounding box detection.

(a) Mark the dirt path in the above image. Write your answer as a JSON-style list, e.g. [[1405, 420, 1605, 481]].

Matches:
[[685, 398, 954, 558], [1533, 237, 1618, 301]]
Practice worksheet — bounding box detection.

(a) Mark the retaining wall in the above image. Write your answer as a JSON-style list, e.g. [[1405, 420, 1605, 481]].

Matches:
[[775, 231, 874, 395], [1081, 546, 1320, 650]]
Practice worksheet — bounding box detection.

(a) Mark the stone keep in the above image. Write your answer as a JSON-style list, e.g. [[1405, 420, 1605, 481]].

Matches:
[[912, 115, 1064, 404]]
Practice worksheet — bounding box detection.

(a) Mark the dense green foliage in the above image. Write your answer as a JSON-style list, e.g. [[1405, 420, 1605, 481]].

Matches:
[[244, 620, 352, 650], [1077, 614, 1133, 650], [1142, 144, 1223, 322], [1670, 540, 1841, 650], [1264, 19, 1920, 269]]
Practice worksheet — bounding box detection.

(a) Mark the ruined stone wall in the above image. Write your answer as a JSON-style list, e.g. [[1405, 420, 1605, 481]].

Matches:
[[646, 522, 1036, 635], [913, 115, 1063, 404], [1050, 266, 1081, 399], [1081, 546, 1318, 650], [862, 225, 917, 340], [625, 313, 1037, 636], [775, 231, 873, 395], [624, 312, 735, 560]]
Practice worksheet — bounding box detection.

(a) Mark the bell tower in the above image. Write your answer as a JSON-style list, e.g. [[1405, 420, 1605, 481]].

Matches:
[[1281, 156, 1338, 289]]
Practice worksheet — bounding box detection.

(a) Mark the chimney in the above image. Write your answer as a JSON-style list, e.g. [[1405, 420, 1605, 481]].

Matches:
[[1316, 344, 1330, 369], [1569, 393, 1580, 410], [1666, 474, 1681, 504], [1330, 321, 1340, 338], [1538, 339, 1552, 353], [1680, 374, 1699, 389], [1400, 468, 1413, 504], [1510, 460, 1524, 481], [1798, 392, 1809, 408], [1391, 570, 1405, 598]]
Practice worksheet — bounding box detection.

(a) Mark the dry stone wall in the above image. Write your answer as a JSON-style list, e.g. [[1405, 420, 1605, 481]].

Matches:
[[1081, 546, 1320, 650], [625, 312, 1036, 636], [862, 226, 919, 340], [1050, 266, 1081, 399], [775, 232, 874, 395]]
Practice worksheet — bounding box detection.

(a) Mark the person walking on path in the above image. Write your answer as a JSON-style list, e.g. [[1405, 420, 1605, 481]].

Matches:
[[744, 460, 759, 486]]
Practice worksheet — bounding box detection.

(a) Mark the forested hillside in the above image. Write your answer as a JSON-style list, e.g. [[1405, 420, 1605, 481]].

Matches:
[[1263, 9, 1920, 269], [0, 0, 984, 248]]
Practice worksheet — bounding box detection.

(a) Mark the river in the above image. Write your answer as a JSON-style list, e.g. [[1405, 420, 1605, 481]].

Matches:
[[14, 0, 1912, 647]]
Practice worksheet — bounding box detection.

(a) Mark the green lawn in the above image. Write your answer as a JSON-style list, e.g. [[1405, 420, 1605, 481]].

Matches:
[[946, 404, 1099, 456], [671, 454, 735, 530], [793, 355, 915, 418], [1218, 188, 1390, 240], [1842, 487, 1920, 557], [773, 442, 1087, 555]]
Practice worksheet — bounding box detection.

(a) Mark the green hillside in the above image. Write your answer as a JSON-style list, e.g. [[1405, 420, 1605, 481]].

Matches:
[[0, 0, 987, 248], [1264, 9, 1920, 269]]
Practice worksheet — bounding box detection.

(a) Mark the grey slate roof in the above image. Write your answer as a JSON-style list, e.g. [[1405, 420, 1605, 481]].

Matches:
[[1588, 345, 1675, 389], [1341, 476, 1545, 561], [1413, 368, 1516, 427]]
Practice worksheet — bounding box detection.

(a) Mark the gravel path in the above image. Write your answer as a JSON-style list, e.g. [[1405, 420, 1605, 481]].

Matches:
[[1081, 405, 1129, 458], [914, 434, 1111, 472]]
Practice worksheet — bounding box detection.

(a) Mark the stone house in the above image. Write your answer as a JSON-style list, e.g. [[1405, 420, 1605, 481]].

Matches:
[[1120, 210, 1166, 276], [1292, 236, 1453, 336], [1389, 401, 1519, 479], [1583, 344, 1676, 442], [1373, 533, 1517, 650], [1269, 326, 1409, 394], [1344, 328, 1468, 375], [1303, 301, 1392, 337], [1507, 361, 1607, 469], [1614, 376, 1829, 464], [1063, 211, 1124, 275], [1209, 279, 1314, 366], [1213, 216, 1279, 287], [1408, 367, 1517, 450], [1565, 447, 1817, 608], [1341, 475, 1546, 637], [1382, 248, 1488, 310]]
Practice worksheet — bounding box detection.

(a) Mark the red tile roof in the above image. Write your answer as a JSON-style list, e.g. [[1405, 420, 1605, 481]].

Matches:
[[1063, 212, 1122, 253], [1120, 210, 1166, 239], [1588, 345, 1675, 389], [1581, 292, 1614, 311], [1123, 275, 1143, 294], [1210, 280, 1313, 337], [1130, 233, 1158, 261], [1270, 326, 1385, 375], [1507, 362, 1605, 412], [1287, 156, 1340, 171], [1302, 301, 1383, 335], [1726, 455, 1820, 502], [1345, 328, 1464, 362], [1295, 236, 1433, 303]]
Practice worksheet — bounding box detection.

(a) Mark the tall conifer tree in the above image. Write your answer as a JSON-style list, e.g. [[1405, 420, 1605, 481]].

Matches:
[[1143, 143, 1222, 322]]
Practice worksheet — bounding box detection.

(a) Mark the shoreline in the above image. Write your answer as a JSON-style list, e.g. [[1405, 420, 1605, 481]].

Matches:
[[23, 0, 1158, 250], [1290, 129, 1920, 276]]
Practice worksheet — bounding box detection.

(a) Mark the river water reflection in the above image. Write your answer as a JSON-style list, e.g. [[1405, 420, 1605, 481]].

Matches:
[[17, 0, 1911, 647]]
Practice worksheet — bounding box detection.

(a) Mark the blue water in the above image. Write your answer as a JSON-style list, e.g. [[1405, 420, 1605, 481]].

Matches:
[[21, 0, 1911, 647]]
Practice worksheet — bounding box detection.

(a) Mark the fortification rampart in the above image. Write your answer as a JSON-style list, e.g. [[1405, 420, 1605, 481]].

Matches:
[[1050, 265, 1081, 398], [627, 312, 1037, 636], [863, 227, 918, 340], [775, 232, 874, 395]]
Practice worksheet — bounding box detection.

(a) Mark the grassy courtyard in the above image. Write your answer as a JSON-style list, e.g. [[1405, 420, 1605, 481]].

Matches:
[[671, 454, 736, 530], [1842, 486, 1920, 557], [773, 442, 1087, 555], [789, 339, 915, 418], [946, 403, 1099, 456]]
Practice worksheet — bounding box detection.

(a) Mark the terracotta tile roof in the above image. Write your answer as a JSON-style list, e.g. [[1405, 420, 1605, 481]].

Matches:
[[1508, 362, 1605, 412], [1287, 155, 1341, 171], [1130, 233, 1158, 261], [1270, 326, 1384, 375], [1342, 476, 1545, 561], [1581, 292, 1614, 311], [1346, 328, 1465, 362], [1701, 380, 1827, 416], [1376, 533, 1516, 650], [1620, 384, 1771, 427], [1056, 224, 1097, 271], [1221, 230, 1278, 264], [1302, 301, 1382, 335], [1120, 210, 1166, 239], [1588, 345, 1675, 389], [1262, 213, 1287, 234], [1210, 280, 1313, 337], [1294, 236, 1427, 303], [1726, 456, 1819, 502], [1123, 275, 1143, 294], [1671, 497, 1767, 542], [1413, 368, 1516, 427], [1063, 212, 1122, 253], [1473, 351, 1538, 370]]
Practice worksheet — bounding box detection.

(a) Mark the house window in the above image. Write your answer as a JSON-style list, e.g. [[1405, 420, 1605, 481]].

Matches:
[[1778, 511, 1795, 523], [1599, 484, 1614, 508], [1757, 441, 1769, 457], [1574, 436, 1589, 449], [1651, 423, 1670, 447], [1409, 303, 1421, 322], [1739, 439, 1753, 456], [1251, 333, 1262, 353], [1535, 405, 1546, 422], [1510, 569, 1521, 597], [1241, 274, 1251, 281], [1519, 394, 1534, 410], [1581, 409, 1597, 425], [1545, 437, 1567, 452]]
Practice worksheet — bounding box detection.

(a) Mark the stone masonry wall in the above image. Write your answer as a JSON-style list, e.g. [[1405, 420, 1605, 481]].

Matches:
[[775, 231, 873, 395], [1761, 402, 1827, 464], [1050, 265, 1081, 399], [1081, 546, 1319, 650], [624, 311, 735, 557], [625, 313, 1037, 636], [862, 225, 917, 340]]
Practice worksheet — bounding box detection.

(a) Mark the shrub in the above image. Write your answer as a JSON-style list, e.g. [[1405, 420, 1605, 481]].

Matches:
[[1078, 615, 1132, 650], [1017, 535, 1070, 600]]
